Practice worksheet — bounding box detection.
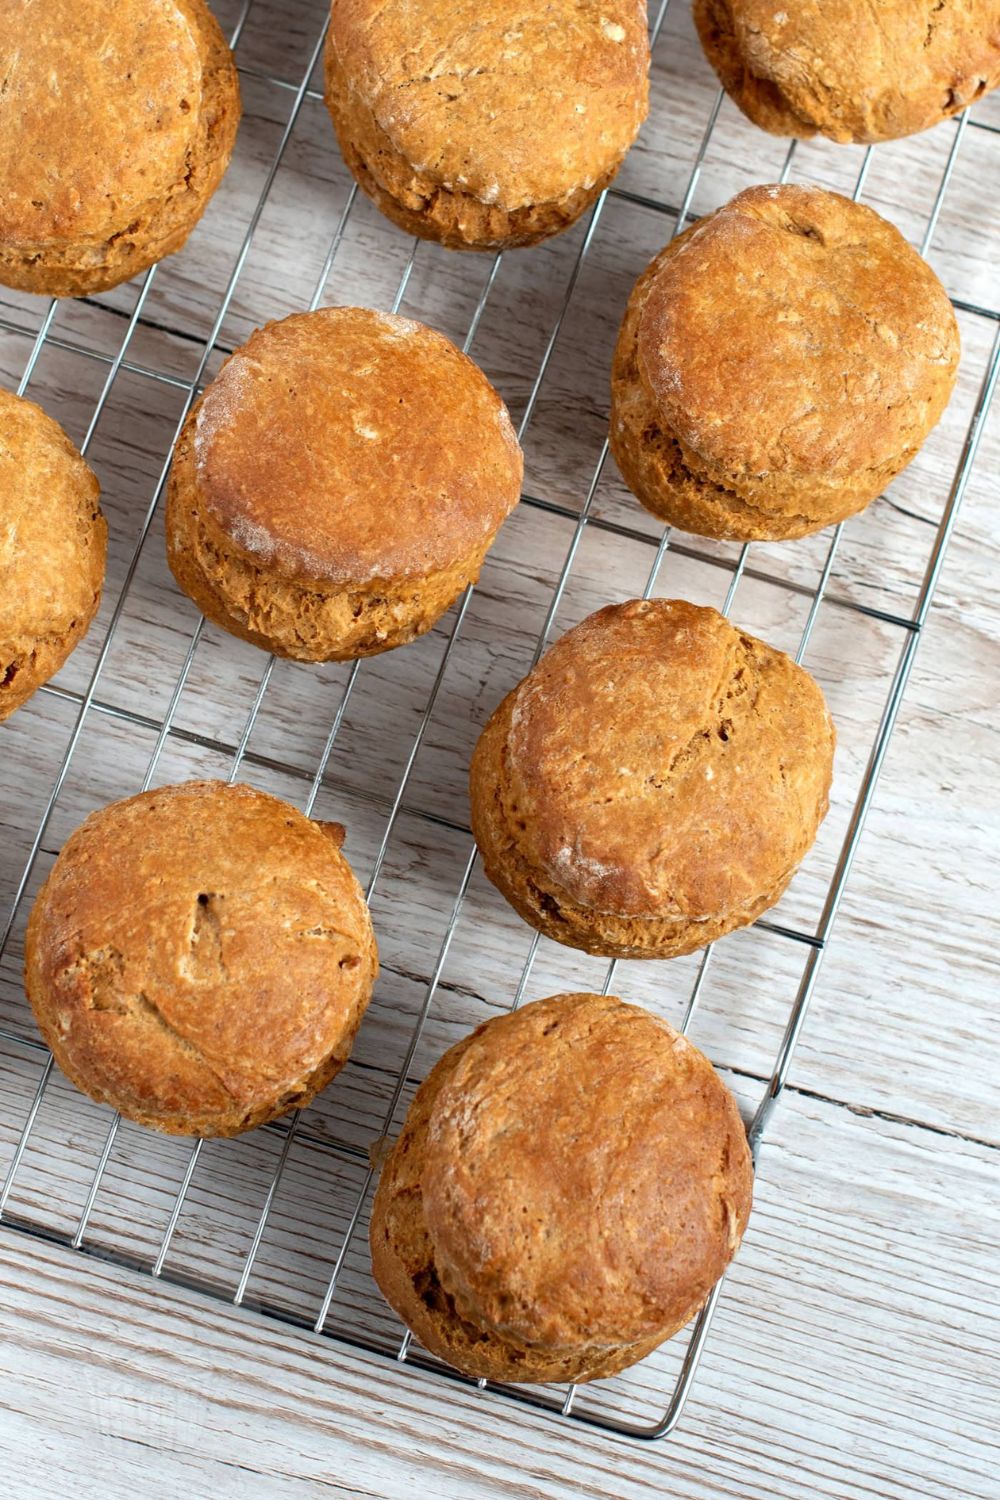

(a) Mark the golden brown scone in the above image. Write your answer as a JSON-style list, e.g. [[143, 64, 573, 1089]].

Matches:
[[371, 993, 753, 1383], [0, 390, 106, 721], [470, 599, 835, 960], [25, 781, 378, 1137], [695, 0, 1000, 143], [324, 0, 650, 251], [610, 185, 960, 542], [0, 0, 241, 297], [166, 306, 523, 660]]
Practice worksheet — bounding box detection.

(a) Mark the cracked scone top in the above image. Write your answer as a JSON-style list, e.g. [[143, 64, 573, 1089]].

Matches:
[[24, 781, 378, 1137], [324, 0, 650, 249], [610, 185, 960, 541], [0, 390, 106, 722], [470, 599, 835, 959], [694, 0, 1000, 143], [0, 0, 241, 296], [166, 306, 523, 660], [370, 993, 753, 1383]]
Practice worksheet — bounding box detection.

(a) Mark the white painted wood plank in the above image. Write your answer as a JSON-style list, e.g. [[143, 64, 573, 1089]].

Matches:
[[1, 1088, 997, 1500]]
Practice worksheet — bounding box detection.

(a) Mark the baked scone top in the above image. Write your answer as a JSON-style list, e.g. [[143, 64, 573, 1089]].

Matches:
[[500, 598, 835, 922], [0, 389, 104, 655], [189, 307, 523, 586], [422, 993, 752, 1349], [328, 0, 650, 211], [696, 0, 1000, 143], [25, 781, 376, 1131], [0, 0, 211, 247], [636, 185, 960, 488]]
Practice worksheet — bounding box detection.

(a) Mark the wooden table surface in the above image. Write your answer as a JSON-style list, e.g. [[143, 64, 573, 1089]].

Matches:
[[1, 3, 998, 1496]]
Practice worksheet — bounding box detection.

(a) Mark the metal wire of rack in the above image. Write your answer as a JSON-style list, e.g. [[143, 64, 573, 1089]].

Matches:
[[0, 0, 998, 1445]]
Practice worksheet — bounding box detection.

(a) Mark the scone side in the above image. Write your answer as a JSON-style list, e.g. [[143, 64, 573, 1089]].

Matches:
[[610, 350, 840, 541], [692, 0, 824, 140], [0, 605, 103, 723], [166, 422, 494, 661], [0, 520, 106, 721], [0, 412, 107, 721], [119, 0, 243, 276], [0, 0, 241, 296], [323, 41, 620, 251]]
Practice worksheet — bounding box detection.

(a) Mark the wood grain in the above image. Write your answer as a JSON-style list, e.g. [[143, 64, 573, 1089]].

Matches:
[[0, 0, 998, 1494], [2, 1085, 997, 1499]]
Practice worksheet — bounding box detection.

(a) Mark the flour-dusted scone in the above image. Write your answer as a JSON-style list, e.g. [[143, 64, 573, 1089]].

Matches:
[[25, 781, 378, 1137], [470, 599, 835, 960], [610, 185, 960, 542], [0, 390, 106, 721], [371, 993, 753, 1383], [694, 0, 1000, 143], [166, 306, 523, 660], [324, 0, 650, 250], [0, 0, 241, 296]]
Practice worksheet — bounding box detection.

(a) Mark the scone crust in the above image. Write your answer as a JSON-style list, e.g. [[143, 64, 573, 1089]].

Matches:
[[0, 390, 106, 721], [370, 993, 753, 1383], [694, 0, 1000, 144], [470, 599, 835, 960], [0, 0, 241, 296], [610, 185, 960, 541], [166, 306, 522, 660], [324, 0, 649, 250], [25, 781, 378, 1137]]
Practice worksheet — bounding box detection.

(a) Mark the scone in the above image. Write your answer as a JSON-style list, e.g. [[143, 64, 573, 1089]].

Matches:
[[0, 0, 241, 297], [324, 0, 650, 250], [610, 185, 960, 542], [25, 781, 378, 1137], [370, 992, 753, 1383], [695, 0, 1000, 143], [470, 599, 835, 960], [1, 390, 106, 721], [166, 306, 523, 660]]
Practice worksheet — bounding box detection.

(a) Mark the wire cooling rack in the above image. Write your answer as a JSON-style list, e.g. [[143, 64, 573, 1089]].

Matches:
[[0, 0, 998, 1444]]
